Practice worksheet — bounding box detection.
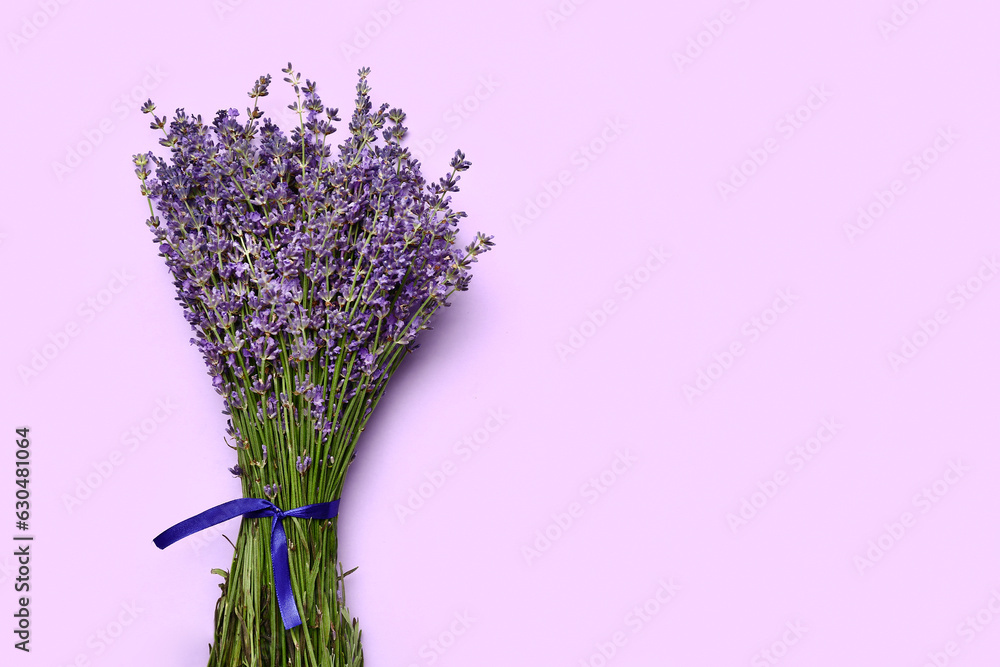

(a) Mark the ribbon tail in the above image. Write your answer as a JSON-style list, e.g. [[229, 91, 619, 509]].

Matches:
[[154, 498, 273, 549], [270, 515, 302, 630]]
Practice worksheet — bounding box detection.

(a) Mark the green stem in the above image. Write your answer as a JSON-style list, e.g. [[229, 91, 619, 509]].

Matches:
[[206, 416, 364, 667]]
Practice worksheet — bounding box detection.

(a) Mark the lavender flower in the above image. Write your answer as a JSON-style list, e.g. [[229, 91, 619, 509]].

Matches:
[[296, 455, 312, 474], [133, 65, 493, 443], [228, 464, 243, 477]]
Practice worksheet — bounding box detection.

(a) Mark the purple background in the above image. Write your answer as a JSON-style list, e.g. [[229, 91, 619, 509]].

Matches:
[[3, 1, 1000, 665]]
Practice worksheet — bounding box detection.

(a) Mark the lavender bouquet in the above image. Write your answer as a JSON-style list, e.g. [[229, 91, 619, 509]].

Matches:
[[133, 64, 492, 666]]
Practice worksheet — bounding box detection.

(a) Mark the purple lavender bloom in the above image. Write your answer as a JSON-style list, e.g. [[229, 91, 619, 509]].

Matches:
[[134, 63, 493, 452], [296, 455, 312, 474]]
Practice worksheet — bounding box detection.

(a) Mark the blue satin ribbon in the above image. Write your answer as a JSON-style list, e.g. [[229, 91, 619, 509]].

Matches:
[[153, 497, 340, 630]]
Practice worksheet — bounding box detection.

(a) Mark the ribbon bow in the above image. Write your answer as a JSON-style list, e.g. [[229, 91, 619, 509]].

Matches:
[[153, 497, 340, 629]]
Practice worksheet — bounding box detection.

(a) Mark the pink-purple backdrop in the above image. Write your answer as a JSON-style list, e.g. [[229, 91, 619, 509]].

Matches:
[[3, 0, 1000, 665]]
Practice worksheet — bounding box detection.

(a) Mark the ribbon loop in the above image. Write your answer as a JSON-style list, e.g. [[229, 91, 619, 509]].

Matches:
[[154, 497, 341, 629]]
